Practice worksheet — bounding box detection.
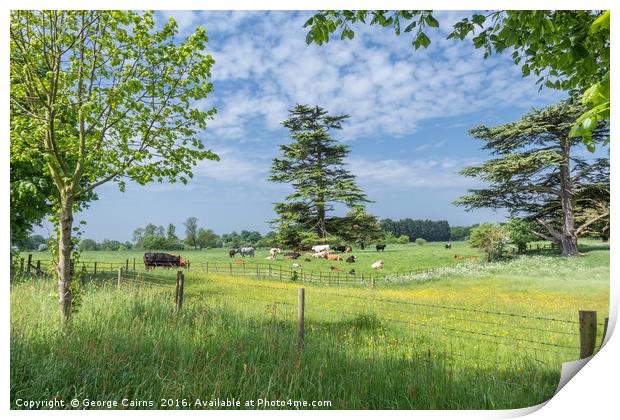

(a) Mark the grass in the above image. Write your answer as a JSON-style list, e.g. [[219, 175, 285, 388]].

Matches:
[[11, 242, 609, 409], [23, 241, 488, 277]]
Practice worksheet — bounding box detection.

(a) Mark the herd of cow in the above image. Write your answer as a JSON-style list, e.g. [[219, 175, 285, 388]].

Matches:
[[144, 243, 461, 272], [143, 244, 387, 271], [228, 244, 387, 272]]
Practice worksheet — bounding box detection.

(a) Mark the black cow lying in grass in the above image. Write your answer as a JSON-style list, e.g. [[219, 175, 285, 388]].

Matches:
[[283, 252, 301, 259], [333, 245, 350, 252], [346, 255, 356, 263], [376, 244, 386, 252]]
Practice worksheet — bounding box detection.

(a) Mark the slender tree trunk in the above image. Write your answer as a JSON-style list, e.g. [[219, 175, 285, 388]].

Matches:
[[57, 191, 74, 325], [558, 136, 579, 256]]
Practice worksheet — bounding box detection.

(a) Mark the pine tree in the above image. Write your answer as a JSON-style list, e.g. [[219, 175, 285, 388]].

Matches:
[[455, 100, 609, 256], [270, 104, 370, 244]]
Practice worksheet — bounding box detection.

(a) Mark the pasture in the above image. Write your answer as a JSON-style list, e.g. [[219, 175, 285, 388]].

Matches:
[[24, 241, 487, 278], [10, 242, 609, 409]]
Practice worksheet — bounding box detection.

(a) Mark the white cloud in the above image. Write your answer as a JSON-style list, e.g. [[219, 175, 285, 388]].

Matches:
[[194, 148, 269, 182], [348, 157, 483, 189], [200, 10, 560, 141]]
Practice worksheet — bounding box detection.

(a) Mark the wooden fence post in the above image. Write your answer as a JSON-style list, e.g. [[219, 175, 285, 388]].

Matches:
[[133, 258, 136, 270], [256, 264, 260, 280], [205, 262, 209, 273], [371, 277, 376, 289], [20, 258, 24, 273], [94, 261, 97, 275], [229, 262, 233, 275], [117, 267, 123, 289], [279, 265, 282, 281], [601, 316, 609, 347], [297, 288, 305, 351], [579, 310, 597, 358], [36, 260, 41, 275], [176, 271, 184, 313], [26, 254, 32, 274], [269, 264, 272, 278]]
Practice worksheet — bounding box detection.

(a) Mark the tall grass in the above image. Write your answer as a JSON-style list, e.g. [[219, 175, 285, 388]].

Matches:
[[11, 248, 609, 409]]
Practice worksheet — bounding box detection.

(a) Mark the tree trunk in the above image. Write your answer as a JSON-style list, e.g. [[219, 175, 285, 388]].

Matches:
[[57, 192, 74, 325], [558, 136, 579, 256]]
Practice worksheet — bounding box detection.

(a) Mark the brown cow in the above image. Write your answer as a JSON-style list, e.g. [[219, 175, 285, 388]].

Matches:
[[326, 254, 342, 261], [330, 265, 342, 272]]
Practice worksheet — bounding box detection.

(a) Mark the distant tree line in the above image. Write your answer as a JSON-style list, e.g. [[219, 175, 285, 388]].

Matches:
[[381, 218, 451, 242]]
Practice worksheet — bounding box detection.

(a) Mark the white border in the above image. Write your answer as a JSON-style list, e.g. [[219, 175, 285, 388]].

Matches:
[[1, 1, 616, 419]]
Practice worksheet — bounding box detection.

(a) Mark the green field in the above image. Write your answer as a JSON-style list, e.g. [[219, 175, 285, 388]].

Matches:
[[25, 241, 502, 278], [11, 241, 610, 409]]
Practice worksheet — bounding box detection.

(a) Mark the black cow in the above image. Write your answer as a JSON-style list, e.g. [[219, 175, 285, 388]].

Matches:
[[333, 245, 347, 253], [144, 253, 187, 270], [445, 243, 452, 249], [348, 269, 356, 275], [229, 248, 238, 257], [283, 251, 301, 260], [376, 244, 386, 252], [346, 255, 356, 263]]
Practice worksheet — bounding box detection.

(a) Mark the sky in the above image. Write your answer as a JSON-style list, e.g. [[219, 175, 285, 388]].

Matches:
[[33, 10, 571, 242]]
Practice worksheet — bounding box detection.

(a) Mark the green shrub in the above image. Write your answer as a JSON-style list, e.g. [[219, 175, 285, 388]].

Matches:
[[415, 238, 426, 246], [469, 223, 508, 261], [397, 235, 410, 244]]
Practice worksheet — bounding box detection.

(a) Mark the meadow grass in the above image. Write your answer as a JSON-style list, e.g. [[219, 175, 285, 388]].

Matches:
[[23, 241, 487, 277], [10, 244, 609, 410]]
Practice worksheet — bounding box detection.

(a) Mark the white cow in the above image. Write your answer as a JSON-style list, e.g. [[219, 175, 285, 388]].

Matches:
[[292, 263, 302, 269], [311, 244, 330, 253], [269, 248, 281, 258], [312, 250, 329, 259], [371, 260, 384, 270]]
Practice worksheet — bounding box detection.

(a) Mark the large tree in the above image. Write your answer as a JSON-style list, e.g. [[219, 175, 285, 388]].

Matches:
[[303, 10, 610, 148], [454, 101, 609, 256], [270, 104, 370, 243], [10, 11, 218, 324]]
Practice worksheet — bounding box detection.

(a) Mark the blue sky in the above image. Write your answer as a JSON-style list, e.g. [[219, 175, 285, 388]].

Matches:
[[34, 10, 571, 241]]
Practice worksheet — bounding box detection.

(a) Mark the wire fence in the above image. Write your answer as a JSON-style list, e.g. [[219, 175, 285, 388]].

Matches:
[[13, 265, 607, 369]]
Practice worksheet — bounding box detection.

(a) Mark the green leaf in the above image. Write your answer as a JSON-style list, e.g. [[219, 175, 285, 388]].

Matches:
[[425, 15, 439, 28], [591, 10, 610, 33]]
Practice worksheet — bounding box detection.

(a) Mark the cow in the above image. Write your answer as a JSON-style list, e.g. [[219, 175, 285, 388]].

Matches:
[[292, 263, 301, 269], [330, 265, 342, 272], [326, 254, 342, 261], [333, 245, 347, 253], [269, 248, 281, 258], [143, 253, 188, 270], [235, 259, 245, 265], [238, 247, 255, 257], [445, 243, 452, 249], [312, 250, 329, 259], [229, 248, 238, 258], [265, 255, 275, 260], [348, 269, 356, 275], [283, 251, 301, 260], [346, 255, 356, 263], [344, 246, 353, 253], [454, 255, 465, 260], [371, 260, 384, 270], [376, 244, 386, 252], [311, 244, 330, 253]]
